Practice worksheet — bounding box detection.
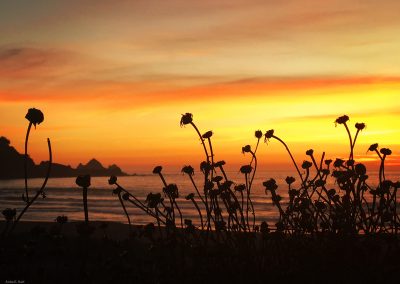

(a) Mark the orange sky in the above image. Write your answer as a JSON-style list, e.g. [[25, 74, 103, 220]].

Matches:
[[0, 1, 399, 173]]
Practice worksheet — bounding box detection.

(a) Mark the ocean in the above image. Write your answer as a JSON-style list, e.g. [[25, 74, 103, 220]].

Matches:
[[0, 170, 398, 226]]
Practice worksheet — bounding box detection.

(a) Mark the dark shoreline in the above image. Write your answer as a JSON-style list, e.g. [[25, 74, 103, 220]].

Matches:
[[1, 221, 399, 284]]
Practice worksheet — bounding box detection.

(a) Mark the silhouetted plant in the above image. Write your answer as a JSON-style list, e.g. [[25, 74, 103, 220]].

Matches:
[[53, 215, 68, 236], [1, 208, 16, 236], [6, 109, 52, 235], [23, 108, 44, 202], [109, 176, 131, 228], [76, 175, 91, 223]]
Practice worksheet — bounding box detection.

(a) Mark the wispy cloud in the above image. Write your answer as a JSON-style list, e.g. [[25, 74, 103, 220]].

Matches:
[[0, 46, 82, 79]]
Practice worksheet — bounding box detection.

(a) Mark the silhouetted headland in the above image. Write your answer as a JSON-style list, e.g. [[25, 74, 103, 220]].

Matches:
[[0, 136, 128, 179]]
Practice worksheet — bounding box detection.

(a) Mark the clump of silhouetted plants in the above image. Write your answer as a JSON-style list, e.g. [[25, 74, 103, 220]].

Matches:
[[2, 111, 400, 284], [108, 113, 399, 248]]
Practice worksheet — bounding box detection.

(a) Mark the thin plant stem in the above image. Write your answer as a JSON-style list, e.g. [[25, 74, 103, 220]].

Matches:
[[24, 122, 32, 202], [272, 135, 304, 184], [11, 138, 52, 233]]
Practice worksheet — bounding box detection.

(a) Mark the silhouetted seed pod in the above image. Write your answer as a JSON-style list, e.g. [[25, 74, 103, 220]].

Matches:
[[2, 208, 16, 221], [368, 143, 378, 152], [180, 113, 193, 126], [264, 129, 274, 141], [202, 131, 213, 139], [181, 165, 194, 175], [76, 175, 91, 188], [255, 130, 263, 139], [355, 163, 367, 176], [315, 179, 325, 187], [240, 165, 252, 174], [108, 175, 117, 185], [122, 192, 130, 201], [335, 115, 349, 126], [355, 122, 366, 130], [301, 161, 312, 169], [25, 108, 44, 127], [263, 178, 278, 192], [152, 166, 162, 174], [380, 148, 392, 155], [242, 145, 251, 153], [333, 159, 344, 168], [306, 149, 314, 156], [234, 184, 246, 192]]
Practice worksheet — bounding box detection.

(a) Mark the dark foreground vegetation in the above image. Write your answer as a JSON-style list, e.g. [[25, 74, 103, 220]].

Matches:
[[1, 222, 399, 284], [1, 109, 400, 283]]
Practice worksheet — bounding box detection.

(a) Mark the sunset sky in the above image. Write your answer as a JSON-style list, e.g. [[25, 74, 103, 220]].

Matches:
[[1, 0, 399, 173]]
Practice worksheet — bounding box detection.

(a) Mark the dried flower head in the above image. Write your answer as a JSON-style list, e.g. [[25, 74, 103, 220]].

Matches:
[[152, 166, 163, 174], [301, 161, 312, 169], [380, 148, 392, 156], [255, 130, 263, 139], [355, 122, 366, 131], [181, 165, 194, 176], [263, 178, 278, 192], [180, 113, 193, 126], [264, 129, 274, 141], [213, 160, 226, 167], [285, 176, 295, 185], [200, 161, 212, 174], [25, 108, 44, 128], [333, 158, 344, 168], [2, 208, 16, 221], [368, 143, 379, 152], [76, 175, 91, 188], [108, 175, 117, 185], [335, 115, 349, 126], [240, 165, 252, 174], [234, 184, 246, 192], [306, 149, 314, 156], [212, 176, 223, 183], [355, 163, 367, 176], [56, 215, 68, 224], [242, 145, 251, 154], [202, 131, 213, 139]]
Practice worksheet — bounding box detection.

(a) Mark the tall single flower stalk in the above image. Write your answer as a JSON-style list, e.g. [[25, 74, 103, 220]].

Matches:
[[8, 109, 51, 235], [76, 175, 91, 223], [23, 108, 44, 202]]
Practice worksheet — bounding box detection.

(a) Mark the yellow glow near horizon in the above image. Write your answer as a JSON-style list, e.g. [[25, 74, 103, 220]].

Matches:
[[1, 79, 399, 173]]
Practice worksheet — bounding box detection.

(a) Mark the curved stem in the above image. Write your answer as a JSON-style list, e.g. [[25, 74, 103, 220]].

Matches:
[[12, 138, 52, 233], [207, 137, 216, 178], [250, 138, 260, 165], [118, 193, 131, 227], [83, 187, 89, 223], [191, 198, 204, 230], [188, 175, 205, 206], [24, 122, 32, 202], [173, 199, 183, 228], [272, 135, 304, 184], [116, 183, 147, 209], [158, 173, 168, 187], [343, 123, 354, 161], [190, 122, 210, 163]]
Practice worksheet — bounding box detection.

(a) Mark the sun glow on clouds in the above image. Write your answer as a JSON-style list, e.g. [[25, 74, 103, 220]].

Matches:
[[0, 1, 400, 173]]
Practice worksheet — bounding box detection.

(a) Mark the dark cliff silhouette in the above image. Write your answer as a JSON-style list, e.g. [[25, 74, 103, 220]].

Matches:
[[0, 136, 128, 179]]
